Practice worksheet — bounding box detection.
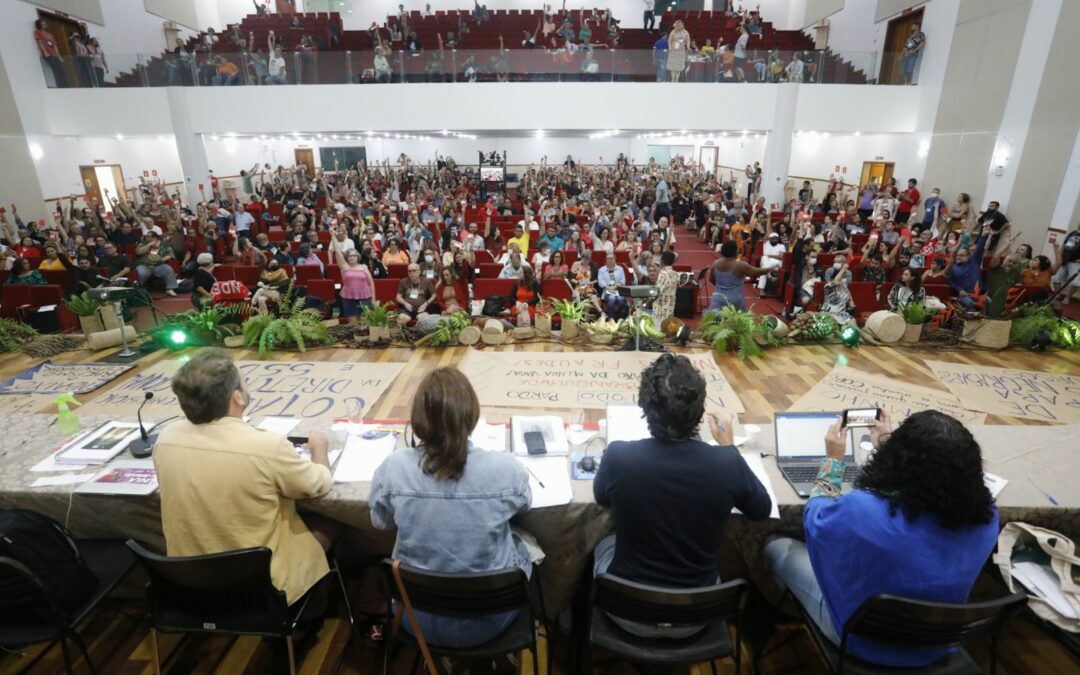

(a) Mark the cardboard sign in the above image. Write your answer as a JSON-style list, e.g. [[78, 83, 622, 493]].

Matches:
[[925, 361, 1080, 424], [0, 361, 134, 396], [457, 350, 744, 413], [78, 360, 406, 420], [788, 365, 986, 426]]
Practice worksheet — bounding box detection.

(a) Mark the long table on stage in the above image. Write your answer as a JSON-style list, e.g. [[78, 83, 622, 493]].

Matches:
[[1, 413, 1076, 615]]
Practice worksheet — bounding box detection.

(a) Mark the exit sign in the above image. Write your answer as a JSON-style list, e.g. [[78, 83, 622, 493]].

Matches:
[[93, 159, 106, 164]]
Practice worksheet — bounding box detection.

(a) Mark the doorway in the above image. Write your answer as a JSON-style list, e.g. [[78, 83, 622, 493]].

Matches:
[[294, 148, 316, 178], [36, 10, 86, 87], [699, 145, 718, 175], [79, 165, 128, 214], [859, 161, 894, 190], [879, 7, 925, 85]]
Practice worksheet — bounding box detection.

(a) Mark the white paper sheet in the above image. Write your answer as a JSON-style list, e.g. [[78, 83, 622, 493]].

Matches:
[[471, 419, 508, 453], [295, 447, 343, 467], [983, 472, 1009, 499], [1012, 562, 1079, 620], [517, 455, 573, 508], [735, 452, 780, 519], [333, 433, 397, 483], [31, 453, 90, 473], [607, 404, 746, 446], [257, 416, 302, 436], [31, 473, 97, 487], [511, 416, 569, 456]]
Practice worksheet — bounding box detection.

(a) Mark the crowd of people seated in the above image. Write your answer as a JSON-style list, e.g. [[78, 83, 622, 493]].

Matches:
[[139, 348, 1005, 668], [3, 155, 1079, 332]]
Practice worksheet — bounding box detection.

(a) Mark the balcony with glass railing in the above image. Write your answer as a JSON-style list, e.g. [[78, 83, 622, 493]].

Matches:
[[39, 48, 879, 88]]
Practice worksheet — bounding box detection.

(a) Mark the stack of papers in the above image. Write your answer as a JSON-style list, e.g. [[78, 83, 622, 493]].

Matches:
[[31, 473, 98, 488], [1011, 562, 1079, 620], [511, 416, 569, 456], [333, 432, 397, 483], [471, 418, 508, 453], [606, 405, 747, 446], [983, 472, 1009, 499], [736, 452, 780, 519], [516, 455, 573, 508], [75, 460, 158, 496], [257, 416, 302, 436], [54, 422, 141, 465]]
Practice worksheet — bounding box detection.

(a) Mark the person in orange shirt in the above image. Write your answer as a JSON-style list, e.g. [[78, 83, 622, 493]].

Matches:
[[212, 56, 240, 85]]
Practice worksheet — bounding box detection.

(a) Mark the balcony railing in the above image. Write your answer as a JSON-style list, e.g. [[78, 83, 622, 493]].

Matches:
[[40, 48, 878, 88]]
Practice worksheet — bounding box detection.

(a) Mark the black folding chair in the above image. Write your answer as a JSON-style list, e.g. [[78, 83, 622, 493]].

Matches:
[[587, 574, 750, 675], [381, 558, 548, 675], [802, 591, 1028, 675], [0, 540, 136, 675], [126, 540, 353, 675]]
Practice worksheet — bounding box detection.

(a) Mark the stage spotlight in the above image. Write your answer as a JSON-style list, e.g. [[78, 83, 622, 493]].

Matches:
[[1029, 329, 1052, 351], [840, 325, 861, 347], [168, 330, 188, 348]]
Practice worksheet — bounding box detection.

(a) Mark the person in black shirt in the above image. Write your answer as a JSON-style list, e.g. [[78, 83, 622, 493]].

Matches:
[[593, 353, 771, 637], [191, 253, 216, 308], [976, 201, 1010, 253], [108, 222, 141, 247], [98, 242, 132, 282]]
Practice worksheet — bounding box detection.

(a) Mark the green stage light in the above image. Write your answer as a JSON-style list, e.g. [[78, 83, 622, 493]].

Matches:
[[840, 325, 861, 347], [169, 329, 188, 346]]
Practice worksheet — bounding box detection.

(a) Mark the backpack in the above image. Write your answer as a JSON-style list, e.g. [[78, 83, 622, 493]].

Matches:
[[0, 509, 98, 614], [482, 295, 507, 317]]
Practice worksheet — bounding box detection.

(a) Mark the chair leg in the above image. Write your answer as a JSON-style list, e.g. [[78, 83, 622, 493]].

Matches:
[[150, 628, 162, 675], [59, 637, 73, 675], [710, 658, 718, 675], [408, 649, 422, 675], [990, 636, 998, 675], [70, 631, 99, 675], [286, 635, 297, 675], [531, 641, 540, 675]]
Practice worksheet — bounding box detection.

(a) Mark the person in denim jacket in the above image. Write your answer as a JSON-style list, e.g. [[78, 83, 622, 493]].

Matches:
[[370, 367, 532, 648]]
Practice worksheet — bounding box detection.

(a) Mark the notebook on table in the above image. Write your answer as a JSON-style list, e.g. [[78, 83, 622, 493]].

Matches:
[[774, 412, 867, 498]]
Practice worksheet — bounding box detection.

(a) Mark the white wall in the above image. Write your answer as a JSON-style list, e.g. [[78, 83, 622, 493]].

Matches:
[[20, 0, 103, 25], [28, 135, 183, 198]]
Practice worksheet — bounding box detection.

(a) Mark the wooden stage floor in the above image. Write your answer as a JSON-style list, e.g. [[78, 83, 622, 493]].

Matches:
[[1, 342, 1078, 675]]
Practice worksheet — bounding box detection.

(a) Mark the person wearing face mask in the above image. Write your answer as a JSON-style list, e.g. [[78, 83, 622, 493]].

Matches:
[[154, 351, 338, 616], [251, 258, 291, 315], [786, 245, 821, 318], [921, 187, 946, 231]]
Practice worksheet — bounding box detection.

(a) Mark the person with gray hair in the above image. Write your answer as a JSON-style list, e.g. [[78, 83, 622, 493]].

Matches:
[[191, 252, 216, 308], [154, 350, 339, 612]]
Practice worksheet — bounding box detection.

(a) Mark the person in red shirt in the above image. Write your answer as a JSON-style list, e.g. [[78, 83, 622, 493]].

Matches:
[[896, 178, 921, 226], [33, 20, 68, 87], [14, 237, 42, 258]]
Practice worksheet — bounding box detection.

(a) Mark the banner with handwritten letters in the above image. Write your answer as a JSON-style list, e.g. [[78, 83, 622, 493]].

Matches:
[[925, 361, 1080, 424], [457, 350, 745, 413], [0, 361, 135, 395], [78, 360, 405, 420], [789, 365, 986, 426]]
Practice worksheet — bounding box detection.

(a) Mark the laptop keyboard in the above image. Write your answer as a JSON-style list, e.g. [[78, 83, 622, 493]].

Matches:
[[783, 465, 862, 483]]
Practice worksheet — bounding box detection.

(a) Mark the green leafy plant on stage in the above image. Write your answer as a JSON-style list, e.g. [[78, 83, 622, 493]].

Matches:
[[0, 318, 38, 353], [900, 301, 935, 326], [1008, 303, 1080, 351], [359, 300, 393, 327], [62, 291, 103, 317], [551, 298, 588, 322], [146, 303, 251, 348], [241, 278, 331, 355], [700, 306, 780, 359], [415, 311, 471, 347]]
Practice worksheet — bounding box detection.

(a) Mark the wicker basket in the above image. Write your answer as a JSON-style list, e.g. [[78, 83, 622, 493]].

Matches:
[[961, 319, 1011, 349], [534, 314, 553, 335], [513, 327, 536, 340], [78, 314, 105, 336], [457, 325, 481, 345], [901, 322, 923, 343], [588, 332, 614, 344], [865, 310, 905, 343], [561, 318, 581, 339]]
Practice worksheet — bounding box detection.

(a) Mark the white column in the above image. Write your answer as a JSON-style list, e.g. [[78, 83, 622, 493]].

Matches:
[[761, 83, 798, 208], [1049, 126, 1080, 235], [166, 88, 211, 206], [981, 0, 1063, 212]]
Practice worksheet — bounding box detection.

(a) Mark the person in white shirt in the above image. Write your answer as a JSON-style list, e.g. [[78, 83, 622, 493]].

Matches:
[[517, 211, 539, 234], [785, 54, 804, 82], [734, 26, 749, 64], [266, 47, 287, 85], [234, 209, 255, 236], [643, 0, 656, 31], [140, 218, 163, 237], [760, 232, 786, 289]]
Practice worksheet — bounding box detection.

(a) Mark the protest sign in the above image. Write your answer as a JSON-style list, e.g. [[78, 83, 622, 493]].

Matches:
[[925, 361, 1080, 423], [0, 361, 134, 395]]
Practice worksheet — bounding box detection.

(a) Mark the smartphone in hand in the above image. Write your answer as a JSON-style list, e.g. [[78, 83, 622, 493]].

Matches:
[[842, 408, 881, 428]]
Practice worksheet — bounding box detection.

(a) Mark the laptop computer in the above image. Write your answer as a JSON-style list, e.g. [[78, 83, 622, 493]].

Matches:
[[774, 411, 869, 498]]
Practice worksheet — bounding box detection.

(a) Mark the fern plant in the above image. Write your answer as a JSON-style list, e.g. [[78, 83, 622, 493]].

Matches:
[[699, 306, 779, 359], [360, 300, 392, 327], [900, 301, 935, 326], [0, 318, 38, 352], [63, 291, 103, 317], [240, 278, 331, 355]]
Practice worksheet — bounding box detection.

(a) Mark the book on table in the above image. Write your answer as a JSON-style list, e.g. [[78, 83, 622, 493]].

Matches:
[[74, 460, 158, 496], [55, 421, 141, 465]]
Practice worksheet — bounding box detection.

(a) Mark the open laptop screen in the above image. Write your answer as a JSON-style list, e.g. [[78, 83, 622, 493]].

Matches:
[[774, 412, 855, 459]]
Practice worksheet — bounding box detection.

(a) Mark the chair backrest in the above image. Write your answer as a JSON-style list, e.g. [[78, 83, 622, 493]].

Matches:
[[381, 559, 532, 618], [542, 279, 573, 301], [593, 574, 749, 628], [387, 264, 410, 279], [306, 279, 337, 303], [843, 592, 1027, 652], [0, 556, 63, 631], [294, 265, 323, 283], [373, 279, 399, 306], [232, 265, 260, 287], [125, 540, 291, 637], [478, 263, 503, 278]]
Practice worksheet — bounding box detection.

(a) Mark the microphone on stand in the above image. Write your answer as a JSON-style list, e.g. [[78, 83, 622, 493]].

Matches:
[[127, 392, 155, 458]]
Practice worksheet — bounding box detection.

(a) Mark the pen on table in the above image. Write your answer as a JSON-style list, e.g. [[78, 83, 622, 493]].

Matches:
[[525, 467, 545, 489], [1028, 478, 1058, 506]]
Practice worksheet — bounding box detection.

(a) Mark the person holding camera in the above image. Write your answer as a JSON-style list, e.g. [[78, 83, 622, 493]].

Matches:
[[1052, 223, 1080, 304], [763, 409, 999, 668]]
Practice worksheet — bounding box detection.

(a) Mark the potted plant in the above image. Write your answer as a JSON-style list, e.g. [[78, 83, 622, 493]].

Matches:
[[64, 291, 104, 335], [360, 301, 394, 343], [552, 298, 588, 339], [586, 317, 621, 344], [700, 306, 781, 359], [534, 298, 557, 335], [788, 311, 840, 343], [241, 279, 332, 356], [900, 301, 934, 343]]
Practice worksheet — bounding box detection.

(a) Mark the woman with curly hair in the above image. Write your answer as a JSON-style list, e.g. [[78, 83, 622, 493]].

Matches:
[[764, 410, 998, 668]]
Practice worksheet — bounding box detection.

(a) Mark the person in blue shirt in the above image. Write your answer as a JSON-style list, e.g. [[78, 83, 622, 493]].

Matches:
[[538, 223, 565, 253], [653, 35, 668, 81], [946, 228, 989, 311], [764, 410, 999, 669]]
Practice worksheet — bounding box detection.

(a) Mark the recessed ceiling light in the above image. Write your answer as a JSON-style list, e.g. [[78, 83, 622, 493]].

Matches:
[[116, 133, 124, 140]]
